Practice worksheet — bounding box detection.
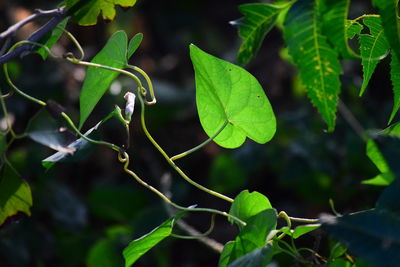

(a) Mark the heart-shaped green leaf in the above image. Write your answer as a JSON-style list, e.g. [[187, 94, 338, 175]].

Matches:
[[190, 44, 276, 149]]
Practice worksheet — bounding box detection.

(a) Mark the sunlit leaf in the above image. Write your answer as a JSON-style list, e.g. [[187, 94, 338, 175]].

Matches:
[[233, 3, 285, 65], [280, 224, 320, 239], [323, 0, 357, 58], [389, 52, 400, 124], [37, 18, 69, 59], [362, 139, 394, 186], [79, 31, 128, 129], [66, 0, 137, 26], [190, 44, 276, 149], [321, 209, 400, 266], [227, 245, 274, 267], [219, 209, 277, 267], [127, 33, 143, 60], [0, 163, 32, 225], [123, 217, 174, 267], [346, 20, 363, 39], [359, 17, 389, 96], [229, 190, 272, 226], [373, 0, 400, 62], [380, 121, 400, 138], [284, 0, 342, 131]]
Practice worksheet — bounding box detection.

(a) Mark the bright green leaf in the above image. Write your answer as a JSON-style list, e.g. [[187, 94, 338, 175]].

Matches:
[[87, 239, 124, 267], [79, 31, 128, 129], [229, 190, 272, 226], [37, 18, 69, 59], [190, 44, 276, 149], [373, 0, 400, 62], [361, 139, 394, 186], [328, 258, 352, 267], [219, 209, 277, 267], [233, 3, 284, 65], [389, 52, 400, 123], [380, 121, 400, 137], [359, 17, 389, 96], [127, 33, 143, 60], [280, 224, 320, 239], [346, 20, 363, 39], [227, 245, 274, 267], [321, 209, 400, 266], [323, 0, 357, 58], [123, 218, 173, 267], [0, 163, 32, 225], [284, 0, 342, 132], [66, 0, 137, 26]]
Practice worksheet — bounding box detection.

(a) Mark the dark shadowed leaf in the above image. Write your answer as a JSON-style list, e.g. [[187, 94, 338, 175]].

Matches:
[[389, 52, 400, 124], [37, 18, 69, 59], [228, 245, 274, 267], [376, 178, 400, 215]]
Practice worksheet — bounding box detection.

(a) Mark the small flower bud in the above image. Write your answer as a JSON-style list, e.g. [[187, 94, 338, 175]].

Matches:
[[124, 92, 136, 121]]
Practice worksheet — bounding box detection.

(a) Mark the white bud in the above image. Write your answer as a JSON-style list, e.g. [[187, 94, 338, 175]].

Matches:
[[124, 92, 136, 117]]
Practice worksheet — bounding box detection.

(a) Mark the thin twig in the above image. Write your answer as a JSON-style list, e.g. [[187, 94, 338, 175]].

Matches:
[[0, 7, 67, 63], [338, 99, 368, 141]]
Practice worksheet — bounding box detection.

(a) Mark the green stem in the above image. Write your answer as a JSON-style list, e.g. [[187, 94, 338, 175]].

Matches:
[[56, 26, 84, 60], [353, 14, 380, 22], [171, 214, 216, 239], [126, 64, 156, 105], [170, 120, 228, 161], [137, 92, 234, 203], [288, 216, 319, 224]]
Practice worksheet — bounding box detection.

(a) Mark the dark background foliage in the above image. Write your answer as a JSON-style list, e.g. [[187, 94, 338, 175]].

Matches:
[[0, 0, 393, 266]]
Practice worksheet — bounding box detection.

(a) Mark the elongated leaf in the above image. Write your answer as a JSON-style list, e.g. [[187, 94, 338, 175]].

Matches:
[[323, 0, 356, 58], [233, 3, 284, 65], [37, 18, 69, 59], [227, 245, 274, 267], [389, 52, 400, 123], [362, 139, 394, 186], [359, 17, 389, 96], [229, 190, 272, 226], [79, 31, 128, 129], [127, 33, 143, 60], [0, 163, 32, 225], [284, 0, 342, 131], [66, 0, 137, 26], [280, 224, 320, 239], [190, 44, 276, 148], [219, 209, 277, 267], [373, 0, 400, 62], [321, 209, 400, 266], [346, 20, 363, 39], [123, 218, 173, 267], [380, 121, 400, 137]]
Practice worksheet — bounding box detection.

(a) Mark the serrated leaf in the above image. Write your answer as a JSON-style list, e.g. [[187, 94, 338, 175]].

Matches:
[[321, 209, 400, 266], [66, 0, 137, 26], [229, 190, 272, 226], [127, 33, 143, 60], [373, 0, 400, 62], [0, 163, 32, 225], [280, 224, 320, 239], [219, 209, 277, 267], [346, 20, 363, 39], [389, 52, 400, 124], [227, 245, 274, 267], [284, 0, 342, 132], [323, 0, 357, 58], [37, 18, 69, 59], [190, 44, 276, 149], [79, 31, 128, 129], [361, 139, 394, 186], [359, 17, 389, 96], [233, 3, 284, 65], [123, 218, 173, 267]]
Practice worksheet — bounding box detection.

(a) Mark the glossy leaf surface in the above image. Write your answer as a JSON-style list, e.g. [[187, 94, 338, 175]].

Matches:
[[190, 44, 276, 148], [284, 0, 342, 131], [66, 0, 137, 26]]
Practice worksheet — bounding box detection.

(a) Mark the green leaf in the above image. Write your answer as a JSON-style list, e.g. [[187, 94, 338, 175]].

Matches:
[[359, 17, 389, 96], [0, 163, 32, 225], [79, 31, 128, 129], [376, 178, 400, 215], [321, 209, 400, 266], [127, 33, 143, 60], [280, 224, 320, 239], [219, 209, 277, 267], [87, 239, 124, 267], [284, 0, 342, 132], [229, 190, 272, 226], [227, 245, 274, 267], [190, 44, 276, 149], [233, 3, 284, 65], [329, 242, 347, 261], [37, 18, 69, 59], [389, 52, 400, 123], [322, 0, 357, 58], [346, 20, 363, 39], [361, 139, 394, 186], [373, 0, 400, 62], [66, 0, 137, 26], [123, 218, 174, 267], [328, 258, 353, 267], [380, 121, 400, 137]]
